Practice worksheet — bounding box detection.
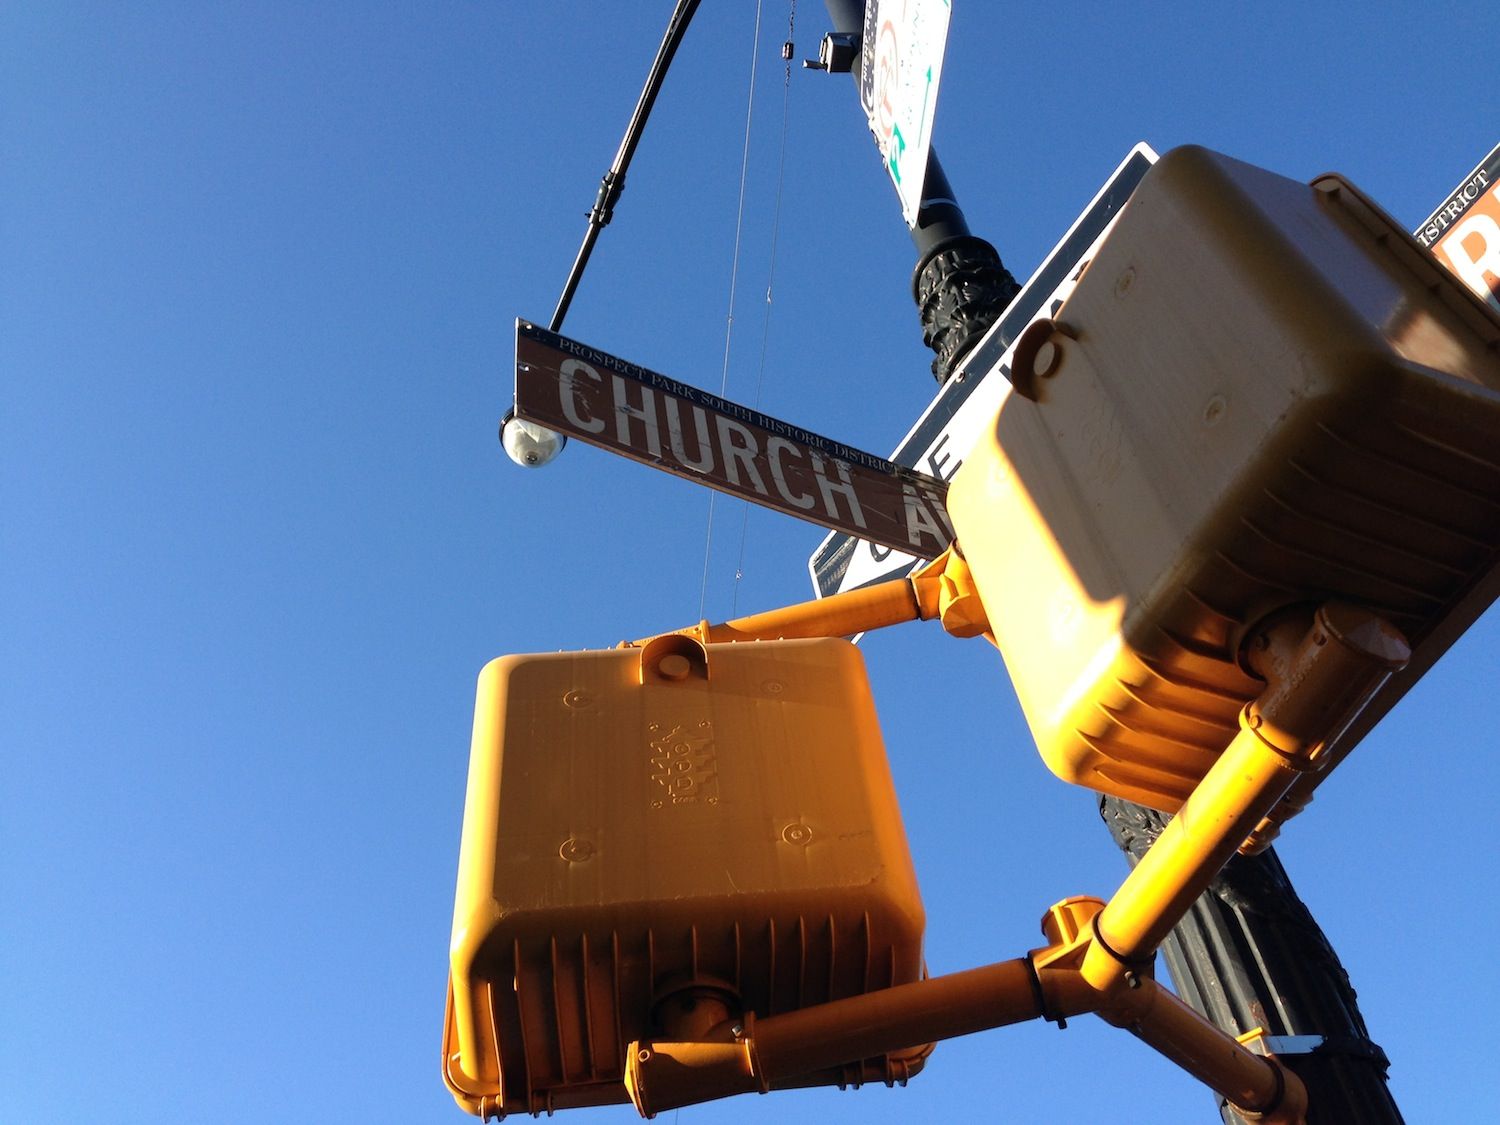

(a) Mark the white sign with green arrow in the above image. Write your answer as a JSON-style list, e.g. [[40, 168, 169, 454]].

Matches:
[[860, 0, 952, 227]]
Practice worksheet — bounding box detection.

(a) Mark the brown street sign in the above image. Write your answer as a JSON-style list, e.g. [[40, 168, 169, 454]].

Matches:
[[514, 321, 952, 558]]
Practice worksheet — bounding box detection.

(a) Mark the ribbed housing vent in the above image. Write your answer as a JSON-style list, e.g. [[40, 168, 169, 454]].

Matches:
[[444, 913, 922, 1118]]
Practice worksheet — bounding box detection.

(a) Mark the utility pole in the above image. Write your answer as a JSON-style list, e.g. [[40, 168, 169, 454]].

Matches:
[[1100, 799, 1401, 1124], [813, 0, 1020, 382], [812, 4, 1402, 1121]]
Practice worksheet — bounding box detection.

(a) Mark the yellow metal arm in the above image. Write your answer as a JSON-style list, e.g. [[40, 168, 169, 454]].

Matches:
[[1081, 603, 1409, 990], [621, 602, 1409, 1124], [626, 895, 1306, 1123], [623, 545, 989, 649]]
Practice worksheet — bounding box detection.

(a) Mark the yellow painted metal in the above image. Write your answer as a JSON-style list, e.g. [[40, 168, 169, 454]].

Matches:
[[1099, 976, 1307, 1124], [746, 960, 1033, 1078], [445, 573, 1400, 1122], [618, 605, 1409, 1121], [624, 1039, 760, 1116], [445, 636, 926, 1117], [447, 586, 1351, 1120], [626, 546, 988, 650], [700, 577, 922, 643], [624, 959, 1039, 1117], [1026, 897, 1303, 1121], [1240, 605, 1414, 851], [1079, 710, 1307, 989], [945, 144, 1500, 817], [625, 891, 1305, 1123], [1083, 604, 1408, 989]]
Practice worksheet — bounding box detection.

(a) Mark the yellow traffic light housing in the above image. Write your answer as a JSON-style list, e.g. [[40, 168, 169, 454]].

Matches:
[[450, 147, 1500, 1124], [445, 635, 928, 1118], [947, 145, 1500, 823]]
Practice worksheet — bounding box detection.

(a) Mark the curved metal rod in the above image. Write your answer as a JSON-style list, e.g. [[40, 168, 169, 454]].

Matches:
[[550, 0, 704, 333]]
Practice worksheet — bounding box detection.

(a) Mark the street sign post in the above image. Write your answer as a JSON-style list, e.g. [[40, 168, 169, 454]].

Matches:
[[859, 0, 952, 227], [514, 321, 952, 557], [1417, 141, 1500, 310], [808, 143, 1157, 600]]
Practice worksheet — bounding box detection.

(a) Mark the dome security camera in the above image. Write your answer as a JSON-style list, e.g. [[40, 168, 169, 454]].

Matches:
[[500, 412, 567, 467]]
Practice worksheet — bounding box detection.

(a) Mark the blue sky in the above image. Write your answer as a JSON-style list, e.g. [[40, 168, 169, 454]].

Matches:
[[4, 4, 1497, 1123]]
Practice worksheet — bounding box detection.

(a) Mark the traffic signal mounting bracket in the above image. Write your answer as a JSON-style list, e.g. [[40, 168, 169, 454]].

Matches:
[[623, 544, 989, 651], [604, 571, 1414, 1122]]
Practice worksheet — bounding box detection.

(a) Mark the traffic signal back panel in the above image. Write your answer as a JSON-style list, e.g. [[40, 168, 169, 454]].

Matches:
[[445, 636, 927, 1117], [948, 145, 1500, 812]]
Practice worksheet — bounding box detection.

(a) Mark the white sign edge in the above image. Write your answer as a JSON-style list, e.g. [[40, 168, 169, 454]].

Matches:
[[806, 140, 1161, 602]]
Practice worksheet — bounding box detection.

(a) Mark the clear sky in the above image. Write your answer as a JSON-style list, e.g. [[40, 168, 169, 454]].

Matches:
[[4, 4, 1497, 1123]]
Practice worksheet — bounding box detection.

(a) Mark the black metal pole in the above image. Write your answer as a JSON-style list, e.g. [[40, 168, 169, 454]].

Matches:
[[503, 0, 704, 462], [814, 4, 1403, 1121], [820, 0, 1020, 383], [551, 0, 704, 334], [1101, 799, 1401, 1124]]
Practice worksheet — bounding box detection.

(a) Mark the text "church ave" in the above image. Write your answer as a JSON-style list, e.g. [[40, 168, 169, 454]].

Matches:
[[514, 321, 953, 558]]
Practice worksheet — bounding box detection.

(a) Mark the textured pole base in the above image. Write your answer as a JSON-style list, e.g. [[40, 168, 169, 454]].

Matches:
[[1100, 797, 1403, 1125], [912, 235, 1019, 382]]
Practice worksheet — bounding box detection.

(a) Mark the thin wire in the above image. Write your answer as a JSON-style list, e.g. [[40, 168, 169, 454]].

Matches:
[[697, 0, 766, 620], [730, 0, 797, 616]]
